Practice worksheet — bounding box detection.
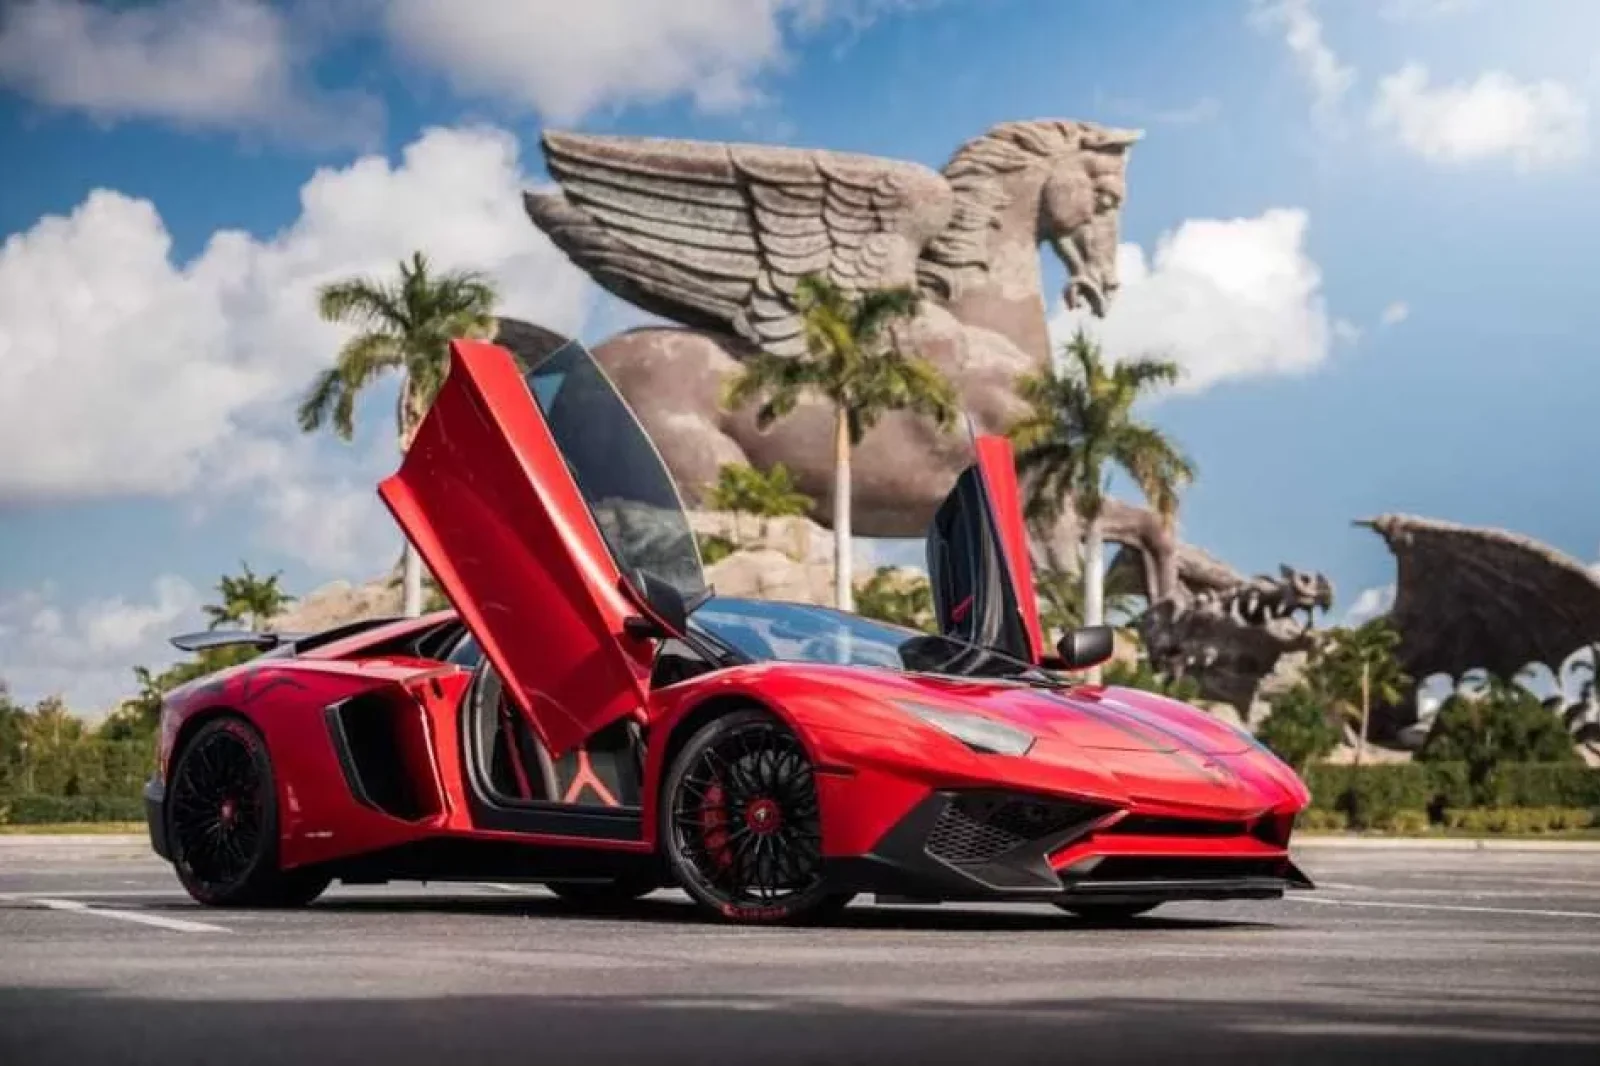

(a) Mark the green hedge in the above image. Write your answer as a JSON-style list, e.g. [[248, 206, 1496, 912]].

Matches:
[[1303, 762, 1600, 830], [0, 738, 154, 798], [0, 794, 146, 825], [1480, 764, 1600, 809]]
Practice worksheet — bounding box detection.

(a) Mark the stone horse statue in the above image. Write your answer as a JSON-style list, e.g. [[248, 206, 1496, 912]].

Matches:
[[524, 119, 1137, 539]]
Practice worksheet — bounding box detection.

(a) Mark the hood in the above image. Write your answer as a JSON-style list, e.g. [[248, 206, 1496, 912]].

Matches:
[[751, 662, 1301, 815], [889, 676, 1252, 755]]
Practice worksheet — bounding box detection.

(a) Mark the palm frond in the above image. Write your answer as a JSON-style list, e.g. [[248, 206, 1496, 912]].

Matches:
[[317, 277, 409, 333]]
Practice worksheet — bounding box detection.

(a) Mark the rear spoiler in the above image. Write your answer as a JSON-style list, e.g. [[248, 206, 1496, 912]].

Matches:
[[168, 615, 408, 657], [169, 630, 304, 654]]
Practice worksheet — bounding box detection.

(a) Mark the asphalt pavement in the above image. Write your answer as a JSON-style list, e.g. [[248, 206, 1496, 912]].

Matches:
[[2, 836, 1598, 1066]]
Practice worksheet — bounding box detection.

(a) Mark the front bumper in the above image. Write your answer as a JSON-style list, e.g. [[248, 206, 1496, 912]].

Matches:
[[143, 777, 170, 861], [825, 790, 1313, 905]]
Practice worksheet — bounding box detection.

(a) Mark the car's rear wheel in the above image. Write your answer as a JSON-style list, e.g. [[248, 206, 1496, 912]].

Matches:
[[1055, 902, 1161, 922], [662, 710, 851, 924], [166, 716, 330, 908]]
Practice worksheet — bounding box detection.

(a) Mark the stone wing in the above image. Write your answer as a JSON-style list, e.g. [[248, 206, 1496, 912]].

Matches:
[[1361, 513, 1600, 679], [526, 131, 953, 357]]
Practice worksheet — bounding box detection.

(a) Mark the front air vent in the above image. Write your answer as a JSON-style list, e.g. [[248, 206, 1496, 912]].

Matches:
[[925, 792, 1101, 867], [1107, 815, 1249, 838]]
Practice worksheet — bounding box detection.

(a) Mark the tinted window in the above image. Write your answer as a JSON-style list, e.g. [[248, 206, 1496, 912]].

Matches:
[[692, 598, 1045, 681], [524, 340, 705, 600], [446, 632, 482, 669]]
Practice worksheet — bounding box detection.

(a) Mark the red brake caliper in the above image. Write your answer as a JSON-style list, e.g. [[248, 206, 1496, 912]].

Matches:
[[700, 781, 734, 871]]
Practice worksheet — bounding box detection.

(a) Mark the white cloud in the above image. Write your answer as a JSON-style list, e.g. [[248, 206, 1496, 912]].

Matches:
[[249, 439, 403, 574], [382, 0, 925, 123], [1052, 208, 1334, 393], [1370, 64, 1589, 171], [1380, 300, 1410, 326], [0, 577, 201, 716], [0, 0, 377, 146], [0, 125, 593, 509], [1251, 0, 1355, 121], [1333, 318, 1362, 345], [1344, 583, 1396, 626]]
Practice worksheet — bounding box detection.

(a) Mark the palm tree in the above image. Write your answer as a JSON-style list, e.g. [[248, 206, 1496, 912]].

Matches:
[[1307, 619, 1411, 766], [706, 462, 814, 544], [1033, 545, 1144, 641], [203, 563, 292, 632], [722, 275, 957, 611], [1008, 329, 1194, 678], [300, 251, 498, 616]]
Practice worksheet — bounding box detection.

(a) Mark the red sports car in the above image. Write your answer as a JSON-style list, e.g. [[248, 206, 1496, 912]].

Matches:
[[144, 331, 1313, 924]]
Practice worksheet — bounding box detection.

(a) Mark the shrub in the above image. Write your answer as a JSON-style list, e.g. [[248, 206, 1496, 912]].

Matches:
[[1418, 684, 1578, 793], [1480, 763, 1600, 809], [1257, 685, 1340, 772], [696, 533, 738, 566], [1373, 809, 1430, 834], [0, 794, 145, 825], [1297, 808, 1349, 833], [1442, 807, 1594, 835], [854, 568, 935, 633], [1303, 762, 1473, 829]]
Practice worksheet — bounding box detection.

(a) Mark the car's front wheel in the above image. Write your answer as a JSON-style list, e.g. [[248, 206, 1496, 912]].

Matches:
[[166, 716, 330, 908], [661, 709, 851, 924]]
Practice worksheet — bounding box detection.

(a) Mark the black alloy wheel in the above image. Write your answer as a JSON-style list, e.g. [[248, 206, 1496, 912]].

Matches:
[[662, 710, 851, 924], [166, 717, 329, 907]]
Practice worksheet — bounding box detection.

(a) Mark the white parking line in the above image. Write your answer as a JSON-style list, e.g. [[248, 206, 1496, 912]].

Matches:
[[475, 882, 542, 894], [1291, 896, 1600, 920], [30, 897, 231, 933], [0, 889, 179, 901]]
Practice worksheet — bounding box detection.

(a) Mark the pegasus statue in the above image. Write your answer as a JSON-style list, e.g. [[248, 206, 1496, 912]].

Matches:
[[524, 119, 1137, 538]]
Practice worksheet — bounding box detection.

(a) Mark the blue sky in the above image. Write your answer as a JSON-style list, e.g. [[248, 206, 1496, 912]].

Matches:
[[2, 0, 1598, 713]]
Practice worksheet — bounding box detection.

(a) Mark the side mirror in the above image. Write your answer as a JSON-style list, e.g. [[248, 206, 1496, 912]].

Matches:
[[1056, 625, 1114, 671], [621, 569, 688, 639]]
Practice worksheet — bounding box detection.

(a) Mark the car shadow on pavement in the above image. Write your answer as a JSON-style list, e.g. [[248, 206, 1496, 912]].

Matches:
[[3, 985, 1596, 1066], [295, 892, 1271, 932]]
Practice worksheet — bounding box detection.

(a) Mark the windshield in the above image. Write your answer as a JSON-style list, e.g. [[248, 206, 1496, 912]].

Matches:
[[691, 597, 1053, 682], [523, 338, 705, 600]]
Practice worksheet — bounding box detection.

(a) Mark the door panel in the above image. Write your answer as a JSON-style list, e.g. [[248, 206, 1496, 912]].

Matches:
[[379, 339, 653, 757], [926, 436, 1046, 664]]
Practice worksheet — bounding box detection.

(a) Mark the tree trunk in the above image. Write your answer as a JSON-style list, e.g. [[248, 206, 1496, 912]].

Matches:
[[398, 377, 424, 618], [1356, 660, 1371, 767], [833, 408, 853, 612], [401, 545, 424, 618], [1082, 512, 1105, 684], [1152, 512, 1180, 605]]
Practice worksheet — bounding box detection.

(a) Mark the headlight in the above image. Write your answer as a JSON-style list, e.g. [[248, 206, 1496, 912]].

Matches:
[[896, 701, 1035, 756]]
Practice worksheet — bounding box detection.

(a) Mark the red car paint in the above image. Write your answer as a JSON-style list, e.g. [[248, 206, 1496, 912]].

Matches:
[[149, 337, 1311, 910]]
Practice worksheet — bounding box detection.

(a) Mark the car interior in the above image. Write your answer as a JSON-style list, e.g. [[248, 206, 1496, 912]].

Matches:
[[395, 618, 728, 813]]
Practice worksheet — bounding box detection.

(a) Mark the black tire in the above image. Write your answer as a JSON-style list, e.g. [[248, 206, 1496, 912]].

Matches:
[[1055, 902, 1161, 922], [166, 716, 330, 908], [661, 709, 852, 925], [545, 876, 658, 909]]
